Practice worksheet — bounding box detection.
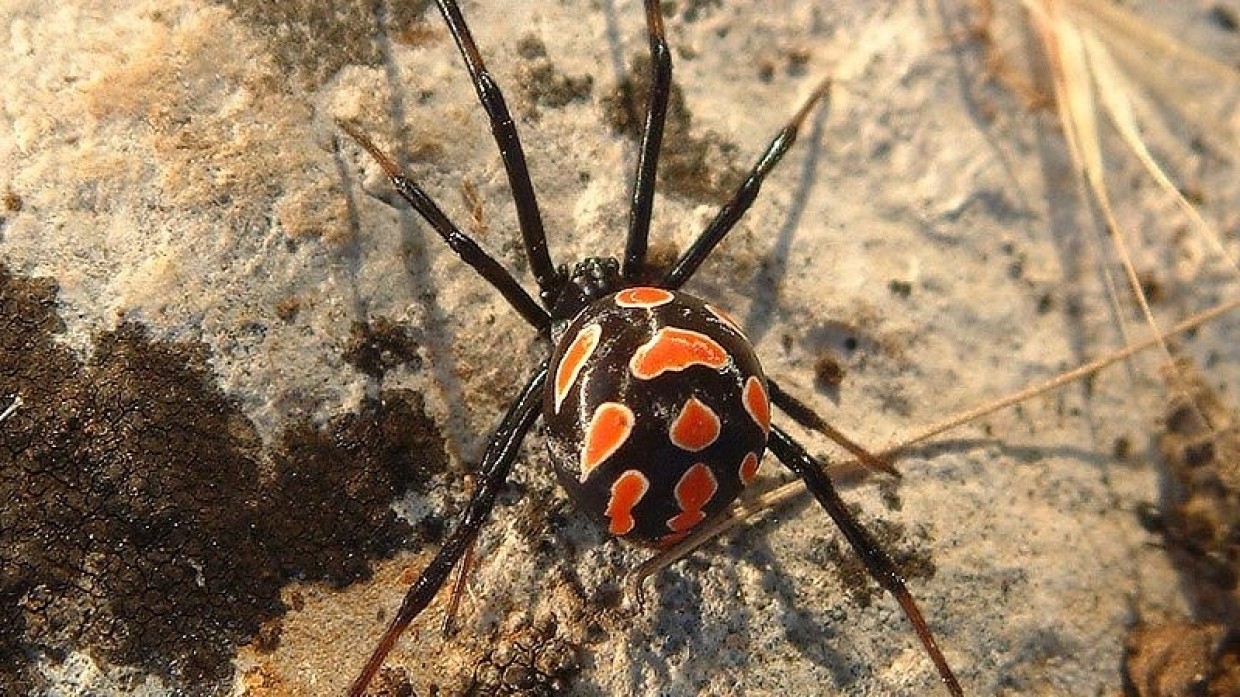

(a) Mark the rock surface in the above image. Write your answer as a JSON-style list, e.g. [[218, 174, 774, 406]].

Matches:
[[2, 1, 1238, 695]]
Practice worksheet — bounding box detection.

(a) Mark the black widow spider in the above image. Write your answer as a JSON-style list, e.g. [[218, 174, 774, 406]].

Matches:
[[339, 1, 963, 695]]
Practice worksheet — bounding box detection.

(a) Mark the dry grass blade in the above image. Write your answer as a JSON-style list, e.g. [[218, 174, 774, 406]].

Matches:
[[1023, 0, 1170, 376], [1064, 0, 1240, 137], [1073, 25, 1239, 277], [0, 395, 22, 424], [1015, 0, 1240, 416]]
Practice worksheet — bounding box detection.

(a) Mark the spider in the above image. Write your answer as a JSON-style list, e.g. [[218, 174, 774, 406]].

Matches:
[[338, 1, 963, 695]]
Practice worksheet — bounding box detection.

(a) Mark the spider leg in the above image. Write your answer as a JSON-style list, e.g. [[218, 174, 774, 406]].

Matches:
[[435, 0, 563, 307], [622, 0, 672, 281], [768, 379, 901, 477], [441, 473, 477, 638], [338, 121, 552, 336], [663, 77, 832, 289], [347, 361, 549, 697], [767, 425, 964, 697]]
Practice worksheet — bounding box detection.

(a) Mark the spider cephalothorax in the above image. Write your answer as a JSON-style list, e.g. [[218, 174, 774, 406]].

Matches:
[[337, 1, 963, 695]]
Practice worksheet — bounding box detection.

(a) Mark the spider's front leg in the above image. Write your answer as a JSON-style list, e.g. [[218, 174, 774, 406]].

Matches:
[[434, 0, 563, 305], [663, 77, 831, 289], [347, 362, 549, 697], [622, 0, 673, 281]]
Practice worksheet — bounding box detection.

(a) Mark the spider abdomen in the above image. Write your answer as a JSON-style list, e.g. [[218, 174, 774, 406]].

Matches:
[[543, 286, 770, 547]]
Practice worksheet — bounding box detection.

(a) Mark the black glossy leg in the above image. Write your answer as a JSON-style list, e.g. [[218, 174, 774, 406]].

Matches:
[[346, 362, 549, 697], [767, 426, 964, 697], [339, 121, 552, 335], [768, 379, 900, 477], [435, 0, 563, 306], [622, 0, 672, 281], [664, 78, 832, 289]]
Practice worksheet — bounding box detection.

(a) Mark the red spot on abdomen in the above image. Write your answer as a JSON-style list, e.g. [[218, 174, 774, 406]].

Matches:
[[553, 324, 601, 413], [605, 469, 650, 535], [629, 327, 729, 380], [743, 376, 770, 434], [669, 397, 721, 452], [667, 462, 718, 533], [580, 402, 634, 482], [615, 286, 674, 308], [739, 451, 761, 484]]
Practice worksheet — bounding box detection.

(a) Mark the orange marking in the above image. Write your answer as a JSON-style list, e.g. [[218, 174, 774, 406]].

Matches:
[[615, 286, 674, 308], [629, 327, 729, 380], [705, 303, 745, 336], [605, 469, 649, 536], [580, 402, 634, 482], [553, 324, 601, 413], [669, 397, 721, 452], [739, 451, 761, 485], [667, 462, 718, 533], [743, 376, 770, 434]]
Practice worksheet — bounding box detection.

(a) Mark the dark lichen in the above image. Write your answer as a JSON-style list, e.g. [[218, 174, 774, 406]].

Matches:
[[1124, 358, 1240, 696], [818, 514, 935, 609], [514, 35, 594, 115], [218, 0, 435, 89], [343, 316, 423, 379], [2, 188, 20, 213], [813, 351, 846, 391], [601, 54, 744, 205], [0, 265, 447, 693]]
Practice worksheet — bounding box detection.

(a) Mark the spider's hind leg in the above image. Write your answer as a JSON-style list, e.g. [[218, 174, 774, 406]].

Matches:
[[767, 425, 964, 697], [346, 363, 549, 697], [768, 379, 900, 477]]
